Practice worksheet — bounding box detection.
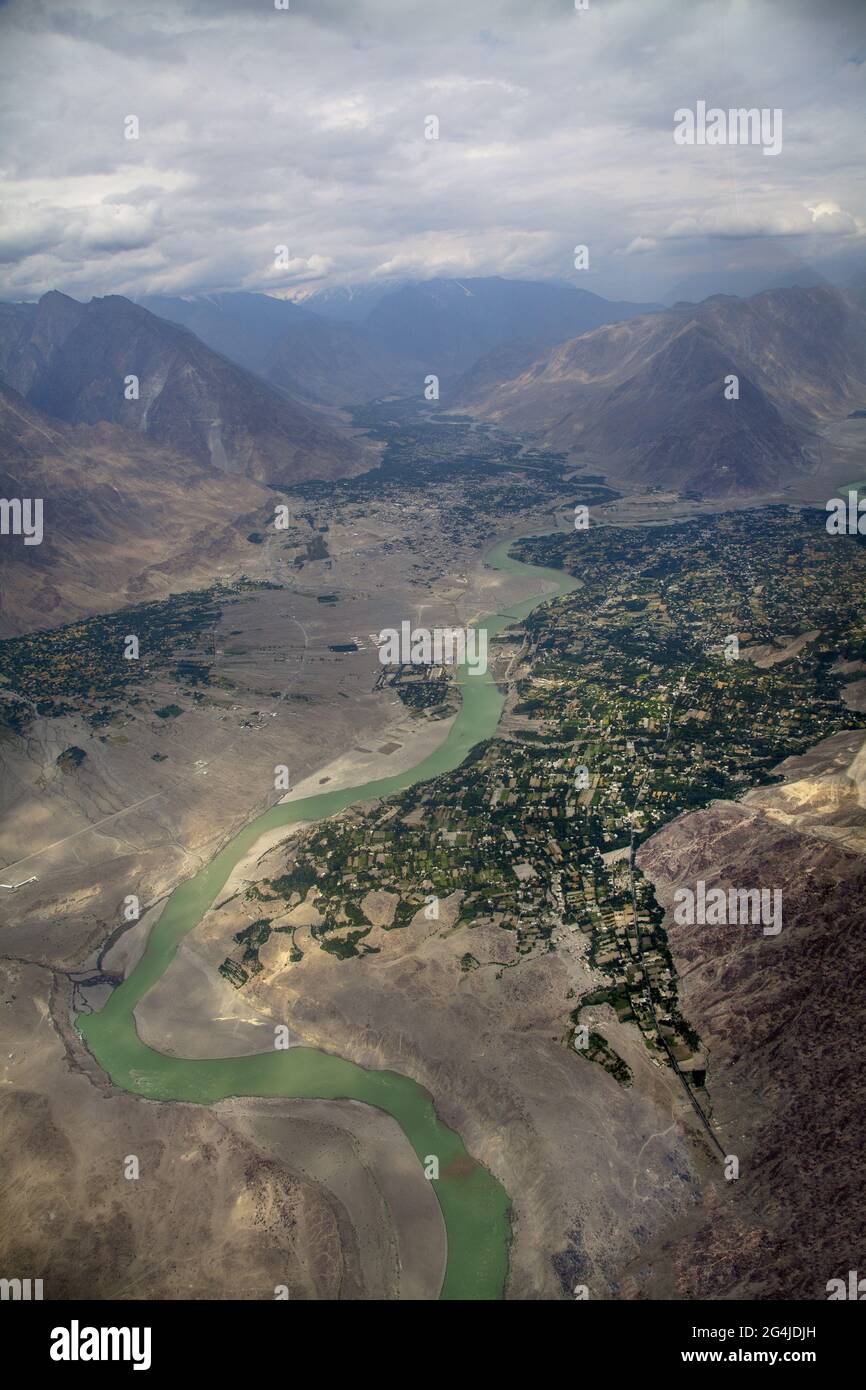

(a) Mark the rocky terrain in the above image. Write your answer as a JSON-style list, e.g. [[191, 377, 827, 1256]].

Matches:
[[0, 958, 440, 1299], [630, 729, 866, 1298], [136, 823, 714, 1301], [0, 291, 361, 484], [457, 286, 866, 495], [0, 382, 275, 635]]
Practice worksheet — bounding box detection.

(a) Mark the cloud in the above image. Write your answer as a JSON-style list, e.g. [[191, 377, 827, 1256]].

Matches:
[[78, 201, 162, 252], [805, 200, 859, 233], [0, 205, 68, 264], [658, 201, 861, 241], [623, 237, 657, 256], [0, 0, 863, 303]]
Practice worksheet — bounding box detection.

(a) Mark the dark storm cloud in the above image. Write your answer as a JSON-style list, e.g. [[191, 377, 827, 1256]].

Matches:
[[0, 0, 863, 303]]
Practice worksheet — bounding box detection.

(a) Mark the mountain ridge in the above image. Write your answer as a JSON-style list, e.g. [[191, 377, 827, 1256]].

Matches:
[[455, 285, 866, 495], [0, 381, 272, 635], [137, 277, 663, 402], [0, 291, 361, 485]]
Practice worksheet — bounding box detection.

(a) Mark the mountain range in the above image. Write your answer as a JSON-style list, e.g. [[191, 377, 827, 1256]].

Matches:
[[2, 277, 865, 633], [0, 291, 360, 484], [139, 277, 861, 500], [139, 276, 660, 402], [456, 286, 866, 496], [350, 276, 661, 377], [137, 291, 414, 407]]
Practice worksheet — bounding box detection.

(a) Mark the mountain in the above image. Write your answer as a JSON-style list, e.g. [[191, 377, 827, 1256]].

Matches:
[[137, 292, 310, 374], [0, 292, 360, 484], [563, 317, 806, 494], [683, 287, 866, 430], [290, 282, 403, 325], [138, 292, 414, 406], [633, 730, 866, 1298], [356, 275, 661, 379], [261, 314, 415, 406], [662, 250, 866, 307], [0, 383, 272, 636], [134, 279, 662, 408], [456, 286, 866, 495]]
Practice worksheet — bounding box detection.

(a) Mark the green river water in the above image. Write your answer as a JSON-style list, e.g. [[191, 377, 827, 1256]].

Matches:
[[77, 537, 577, 1301]]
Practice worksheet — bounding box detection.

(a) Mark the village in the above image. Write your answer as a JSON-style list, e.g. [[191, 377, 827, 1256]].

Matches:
[[216, 504, 866, 1090]]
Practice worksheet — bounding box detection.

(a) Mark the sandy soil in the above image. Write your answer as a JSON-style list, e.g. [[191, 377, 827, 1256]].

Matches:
[[140, 816, 715, 1300], [221, 1097, 446, 1302], [741, 629, 820, 667], [0, 962, 352, 1299]]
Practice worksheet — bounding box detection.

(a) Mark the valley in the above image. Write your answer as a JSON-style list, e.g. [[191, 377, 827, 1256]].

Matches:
[[2, 291, 865, 1306], [0, 411, 592, 1300], [2, 0, 864, 1349], [131, 497, 866, 1299]]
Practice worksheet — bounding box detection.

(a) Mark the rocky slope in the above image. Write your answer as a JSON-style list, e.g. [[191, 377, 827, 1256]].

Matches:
[[0, 383, 272, 634], [457, 286, 866, 495], [0, 292, 360, 484], [632, 729, 866, 1297]]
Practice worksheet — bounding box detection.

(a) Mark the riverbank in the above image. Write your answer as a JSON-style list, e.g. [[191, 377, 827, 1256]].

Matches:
[[77, 535, 578, 1300]]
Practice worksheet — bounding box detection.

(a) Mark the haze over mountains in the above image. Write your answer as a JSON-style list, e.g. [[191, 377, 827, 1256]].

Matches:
[[137, 291, 414, 408], [1, 274, 865, 625], [120, 276, 866, 500], [347, 276, 661, 375], [0, 291, 360, 484], [140, 276, 660, 402], [457, 285, 866, 496]]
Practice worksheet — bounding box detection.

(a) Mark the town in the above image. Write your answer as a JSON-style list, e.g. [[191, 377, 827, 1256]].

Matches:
[[218, 505, 866, 1098]]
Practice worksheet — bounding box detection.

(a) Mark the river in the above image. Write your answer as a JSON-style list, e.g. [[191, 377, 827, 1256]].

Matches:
[[77, 536, 578, 1300]]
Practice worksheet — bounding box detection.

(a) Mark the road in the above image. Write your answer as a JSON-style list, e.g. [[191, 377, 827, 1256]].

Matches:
[[0, 793, 163, 874], [625, 667, 728, 1162]]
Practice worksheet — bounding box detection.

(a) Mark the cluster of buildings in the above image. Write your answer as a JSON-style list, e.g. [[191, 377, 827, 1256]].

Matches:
[[251, 505, 866, 1086]]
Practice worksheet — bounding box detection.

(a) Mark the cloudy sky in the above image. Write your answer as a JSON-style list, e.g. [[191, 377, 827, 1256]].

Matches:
[[1, 0, 863, 305]]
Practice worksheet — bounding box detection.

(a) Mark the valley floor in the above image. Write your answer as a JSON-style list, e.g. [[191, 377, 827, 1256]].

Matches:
[[3, 412, 864, 1299]]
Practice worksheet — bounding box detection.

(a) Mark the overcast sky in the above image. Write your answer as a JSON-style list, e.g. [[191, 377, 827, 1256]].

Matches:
[[1, 0, 863, 305]]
